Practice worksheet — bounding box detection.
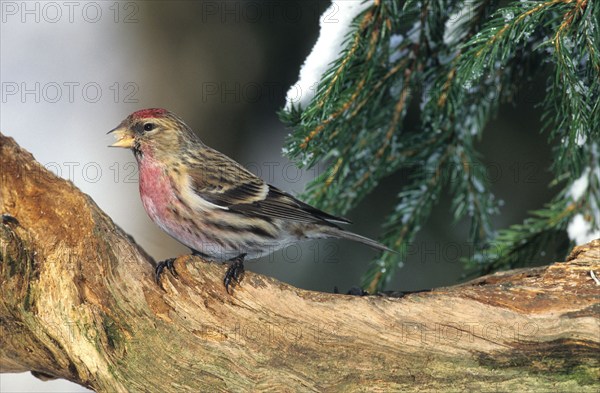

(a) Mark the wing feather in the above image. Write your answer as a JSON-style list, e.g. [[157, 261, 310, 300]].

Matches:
[[234, 187, 351, 225], [187, 147, 268, 206], [187, 147, 350, 225]]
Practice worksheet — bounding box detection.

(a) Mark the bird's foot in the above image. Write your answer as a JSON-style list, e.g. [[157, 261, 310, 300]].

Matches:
[[224, 254, 246, 294], [1, 213, 19, 226], [155, 258, 178, 285]]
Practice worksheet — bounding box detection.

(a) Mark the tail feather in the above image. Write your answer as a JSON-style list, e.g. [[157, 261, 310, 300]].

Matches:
[[324, 228, 396, 253]]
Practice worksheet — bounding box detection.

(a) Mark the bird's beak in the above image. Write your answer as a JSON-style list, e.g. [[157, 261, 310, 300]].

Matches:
[[107, 125, 134, 148]]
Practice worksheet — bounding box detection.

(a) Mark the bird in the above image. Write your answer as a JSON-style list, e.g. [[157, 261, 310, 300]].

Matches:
[[109, 108, 393, 292]]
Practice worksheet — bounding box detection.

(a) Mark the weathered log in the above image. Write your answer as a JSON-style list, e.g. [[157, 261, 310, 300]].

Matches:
[[1, 133, 598, 392]]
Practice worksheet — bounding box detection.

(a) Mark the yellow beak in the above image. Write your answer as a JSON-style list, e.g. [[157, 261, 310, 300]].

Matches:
[[108, 126, 135, 148]]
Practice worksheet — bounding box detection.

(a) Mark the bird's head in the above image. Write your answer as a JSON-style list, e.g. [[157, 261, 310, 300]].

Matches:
[[109, 108, 196, 159]]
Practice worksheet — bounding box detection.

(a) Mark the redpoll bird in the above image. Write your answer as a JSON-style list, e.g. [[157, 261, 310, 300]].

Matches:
[[109, 108, 392, 292]]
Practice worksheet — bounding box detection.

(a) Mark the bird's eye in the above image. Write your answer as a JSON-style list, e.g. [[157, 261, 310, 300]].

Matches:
[[143, 123, 155, 132]]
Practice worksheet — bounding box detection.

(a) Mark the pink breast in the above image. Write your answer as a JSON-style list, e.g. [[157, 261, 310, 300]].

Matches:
[[138, 159, 174, 225], [135, 156, 224, 256]]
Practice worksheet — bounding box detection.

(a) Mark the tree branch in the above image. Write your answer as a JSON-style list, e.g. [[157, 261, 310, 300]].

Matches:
[[1, 133, 598, 392]]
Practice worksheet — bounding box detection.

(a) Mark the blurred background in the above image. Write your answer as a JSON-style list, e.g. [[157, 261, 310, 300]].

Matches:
[[1, 1, 554, 391]]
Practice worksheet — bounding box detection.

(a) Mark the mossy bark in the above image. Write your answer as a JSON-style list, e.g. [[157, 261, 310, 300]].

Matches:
[[1, 133, 599, 392]]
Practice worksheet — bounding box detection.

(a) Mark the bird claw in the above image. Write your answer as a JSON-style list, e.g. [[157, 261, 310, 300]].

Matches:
[[155, 258, 178, 285], [1, 213, 19, 226], [223, 254, 246, 294]]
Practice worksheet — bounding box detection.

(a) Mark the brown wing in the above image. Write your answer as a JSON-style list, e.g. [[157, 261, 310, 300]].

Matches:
[[231, 186, 351, 225], [187, 147, 350, 225], [188, 147, 268, 206]]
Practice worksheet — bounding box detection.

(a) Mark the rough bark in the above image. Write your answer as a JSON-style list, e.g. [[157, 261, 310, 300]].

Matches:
[[0, 133, 599, 392]]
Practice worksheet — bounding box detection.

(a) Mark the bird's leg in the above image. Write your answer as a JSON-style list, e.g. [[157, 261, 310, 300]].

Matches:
[[155, 258, 178, 285], [223, 253, 247, 294]]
